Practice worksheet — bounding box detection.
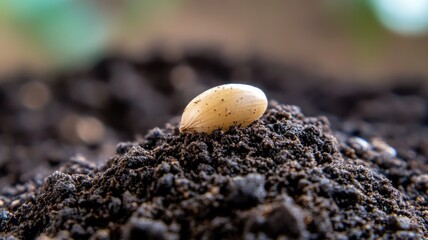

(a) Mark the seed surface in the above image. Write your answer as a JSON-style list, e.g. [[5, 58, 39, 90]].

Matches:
[[180, 83, 268, 133]]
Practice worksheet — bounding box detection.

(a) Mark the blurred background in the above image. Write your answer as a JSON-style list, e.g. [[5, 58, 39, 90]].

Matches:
[[1, 0, 428, 185], [0, 0, 428, 80]]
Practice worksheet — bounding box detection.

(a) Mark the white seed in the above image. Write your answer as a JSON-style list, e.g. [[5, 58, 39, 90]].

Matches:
[[371, 137, 397, 157], [180, 83, 268, 133]]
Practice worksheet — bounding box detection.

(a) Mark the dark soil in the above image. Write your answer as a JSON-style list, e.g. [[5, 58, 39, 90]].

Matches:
[[0, 48, 427, 239]]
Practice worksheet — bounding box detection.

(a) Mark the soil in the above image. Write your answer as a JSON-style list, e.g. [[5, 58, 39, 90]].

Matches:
[[0, 48, 427, 239]]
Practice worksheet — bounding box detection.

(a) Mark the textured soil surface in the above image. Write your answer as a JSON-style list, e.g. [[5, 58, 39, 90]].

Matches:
[[0, 49, 427, 239]]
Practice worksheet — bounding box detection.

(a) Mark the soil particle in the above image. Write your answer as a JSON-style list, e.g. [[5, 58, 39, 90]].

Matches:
[[1, 103, 427, 239], [226, 173, 266, 208]]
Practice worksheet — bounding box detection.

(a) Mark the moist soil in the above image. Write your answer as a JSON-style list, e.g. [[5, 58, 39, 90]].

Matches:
[[0, 48, 427, 239]]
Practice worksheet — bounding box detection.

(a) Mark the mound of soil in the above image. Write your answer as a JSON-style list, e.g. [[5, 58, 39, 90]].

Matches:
[[1, 104, 426, 239], [0, 48, 427, 239]]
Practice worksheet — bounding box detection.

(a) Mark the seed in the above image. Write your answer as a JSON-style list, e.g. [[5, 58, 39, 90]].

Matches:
[[180, 83, 268, 133]]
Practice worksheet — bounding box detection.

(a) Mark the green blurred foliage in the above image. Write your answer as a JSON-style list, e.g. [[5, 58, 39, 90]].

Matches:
[[0, 0, 178, 67], [1, 0, 109, 65]]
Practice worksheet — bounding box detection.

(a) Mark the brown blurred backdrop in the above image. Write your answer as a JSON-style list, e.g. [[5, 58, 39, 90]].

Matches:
[[1, 0, 428, 81]]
